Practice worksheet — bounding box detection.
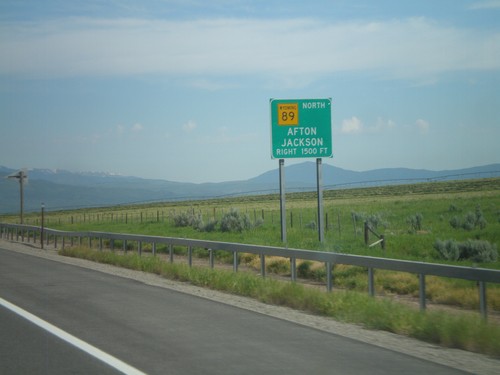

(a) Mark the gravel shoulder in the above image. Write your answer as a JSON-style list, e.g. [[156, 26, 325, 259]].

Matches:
[[1, 238, 499, 375]]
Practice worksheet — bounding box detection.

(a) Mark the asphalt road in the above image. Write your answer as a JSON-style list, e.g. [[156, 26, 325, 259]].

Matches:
[[0, 247, 472, 374]]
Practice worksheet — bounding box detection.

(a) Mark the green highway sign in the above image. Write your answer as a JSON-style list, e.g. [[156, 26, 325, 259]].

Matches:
[[270, 98, 332, 159]]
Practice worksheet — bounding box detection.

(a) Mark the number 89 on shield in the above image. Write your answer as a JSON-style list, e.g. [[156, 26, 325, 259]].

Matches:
[[277, 103, 299, 126]]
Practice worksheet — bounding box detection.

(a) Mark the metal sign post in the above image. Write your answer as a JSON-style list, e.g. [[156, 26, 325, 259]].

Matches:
[[316, 158, 324, 242], [279, 159, 286, 243], [41, 203, 45, 249]]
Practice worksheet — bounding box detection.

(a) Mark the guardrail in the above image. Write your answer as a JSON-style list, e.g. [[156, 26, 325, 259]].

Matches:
[[1, 222, 499, 319]]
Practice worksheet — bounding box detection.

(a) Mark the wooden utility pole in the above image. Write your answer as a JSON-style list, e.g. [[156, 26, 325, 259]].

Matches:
[[6, 170, 27, 224]]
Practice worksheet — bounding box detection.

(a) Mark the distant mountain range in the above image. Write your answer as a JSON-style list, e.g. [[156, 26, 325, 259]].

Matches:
[[1, 163, 499, 214]]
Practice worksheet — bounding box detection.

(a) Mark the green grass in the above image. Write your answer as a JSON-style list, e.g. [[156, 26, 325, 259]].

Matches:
[[59, 246, 500, 357], [4, 178, 500, 311]]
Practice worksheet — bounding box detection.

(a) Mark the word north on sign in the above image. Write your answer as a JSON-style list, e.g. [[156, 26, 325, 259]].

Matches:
[[270, 98, 333, 159]]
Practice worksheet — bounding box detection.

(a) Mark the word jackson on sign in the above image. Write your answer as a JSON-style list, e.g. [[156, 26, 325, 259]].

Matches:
[[270, 98, 333, 159]]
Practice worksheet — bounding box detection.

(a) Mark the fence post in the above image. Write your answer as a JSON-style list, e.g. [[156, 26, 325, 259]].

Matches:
[[364, 221, 369, 246]]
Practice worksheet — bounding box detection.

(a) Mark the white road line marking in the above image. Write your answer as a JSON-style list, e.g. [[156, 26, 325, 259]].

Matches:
[[0, 297, 147, 375]]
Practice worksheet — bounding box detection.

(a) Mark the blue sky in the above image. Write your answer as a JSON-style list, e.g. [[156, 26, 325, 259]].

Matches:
[[1, 0, 499, 183]]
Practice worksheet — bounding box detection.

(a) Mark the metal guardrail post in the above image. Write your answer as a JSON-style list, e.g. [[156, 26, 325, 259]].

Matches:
[[419, 274, 426, 311], [209, 249, 214, 269], [169, 244, 173, 263], [152, 242, 156, 256], [260, 254, 266, 278], [368, 268, 375, 296], [290, 257, 297, 282], [188, 246, 192, 267], [479, 281, 487, 320], [326, 262, 333, 292], [138, 241, 142, 256], [233, 251, 238, 272]]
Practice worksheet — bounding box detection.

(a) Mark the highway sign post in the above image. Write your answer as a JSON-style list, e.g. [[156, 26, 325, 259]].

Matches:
[[270, 98, 333, 243]]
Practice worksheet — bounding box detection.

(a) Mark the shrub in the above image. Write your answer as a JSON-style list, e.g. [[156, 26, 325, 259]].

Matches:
[[172, 210, 202, 228], [407, 213, 423, 232], [449, 205, 487, 231], [172, 211, 193, 227], [297, 260, 313, 278], [198, 219, 218, 232], [220, 209, 253, 233], [351, 211, 388, 229], [266, 257, 290, 274], [172, 209, 259, 233], [434, 239, 498, 262], [434, 240, 460, 261], [449, 216, 461, 229], [460, 239, 498, 263]]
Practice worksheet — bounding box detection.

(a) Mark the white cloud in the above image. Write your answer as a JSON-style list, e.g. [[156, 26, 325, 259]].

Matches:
[[415, 119, 430, 134], [131, 123, 143, 132], [341, 117, 364, 134], [469, 1, 500, 9], [372, 117, 397, 133], [1, 17, 499, 82], [182, 120, 197, 133]]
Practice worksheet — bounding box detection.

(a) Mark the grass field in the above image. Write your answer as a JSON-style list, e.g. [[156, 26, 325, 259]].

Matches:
[[3, 178, 500, 312]]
